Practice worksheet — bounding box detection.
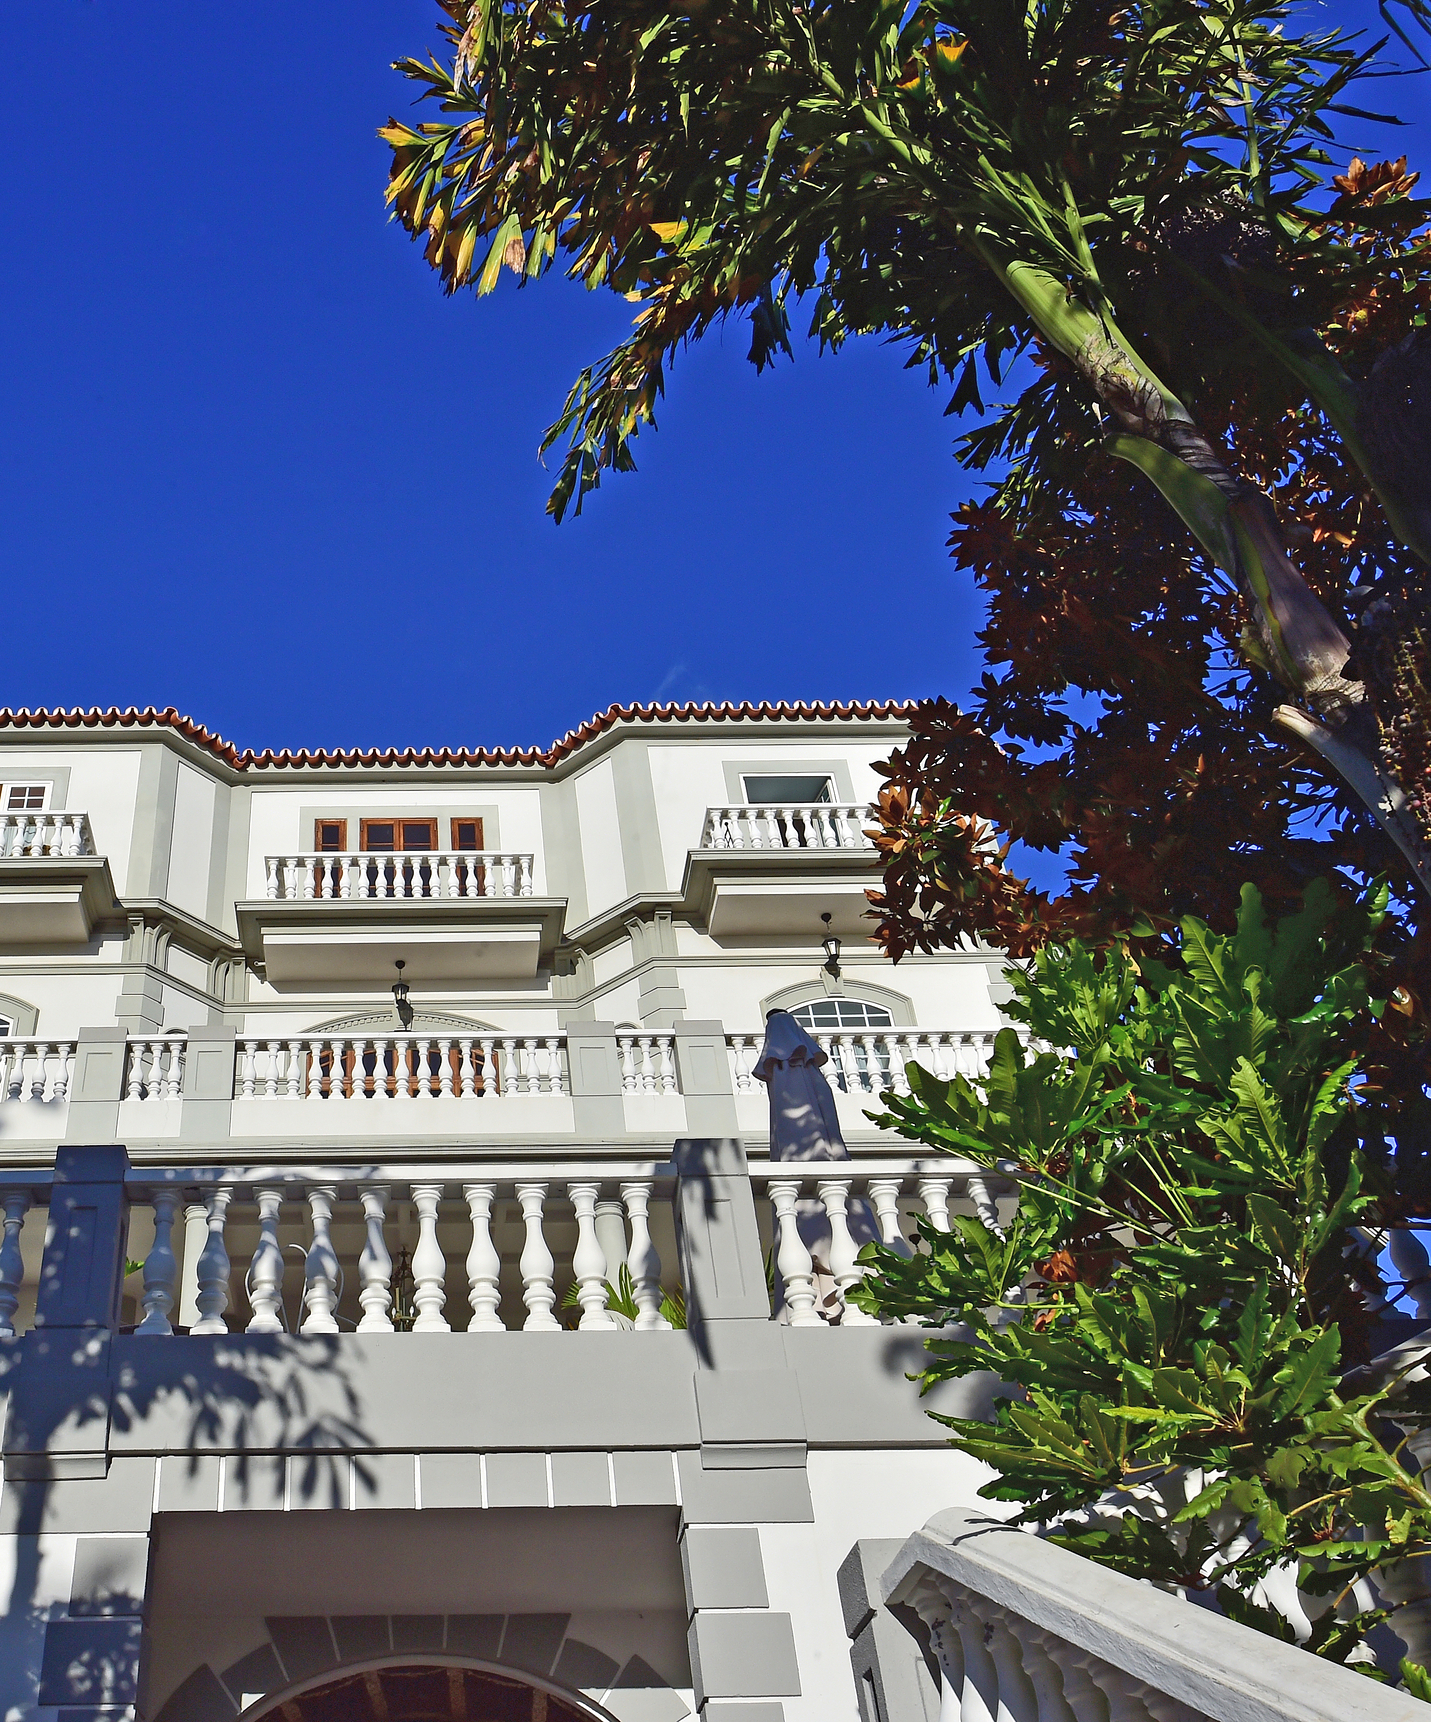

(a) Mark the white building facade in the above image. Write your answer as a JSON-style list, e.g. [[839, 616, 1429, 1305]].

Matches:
[[0, 699, 1012, 1722]]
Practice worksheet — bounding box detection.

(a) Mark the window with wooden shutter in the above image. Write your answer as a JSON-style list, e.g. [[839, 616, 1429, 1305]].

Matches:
[[451, 818, 484, 851], [314, 819, 348, 852], [358, 818, 439, 852]]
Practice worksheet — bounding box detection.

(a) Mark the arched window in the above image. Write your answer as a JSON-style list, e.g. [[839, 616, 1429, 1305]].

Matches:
[[791, 998, 895, 1090], [0, 1016, 11, 1037]]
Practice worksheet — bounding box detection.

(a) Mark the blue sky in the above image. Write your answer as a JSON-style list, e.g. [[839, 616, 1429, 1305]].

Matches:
[[1, 2, 1426, 756]]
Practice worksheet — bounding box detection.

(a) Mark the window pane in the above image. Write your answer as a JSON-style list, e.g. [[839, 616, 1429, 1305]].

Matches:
[[6, 785, 48, 811], [792, 999, 894, 1029], [0, 1017, 12, 1037], [315, 821, 345, 852], [742, 775, 832, 804], [401, 821, 436, 851], [452, 820, 482, 852], [364, 822, 396, 851]]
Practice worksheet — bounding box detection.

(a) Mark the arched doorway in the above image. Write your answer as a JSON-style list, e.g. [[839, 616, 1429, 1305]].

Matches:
[[245, 1658, 613, 1722]]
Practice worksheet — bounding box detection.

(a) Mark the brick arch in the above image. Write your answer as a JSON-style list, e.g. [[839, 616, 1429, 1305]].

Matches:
[[151, 1615, 690, 1722], [243, 1655, 615, 1722]]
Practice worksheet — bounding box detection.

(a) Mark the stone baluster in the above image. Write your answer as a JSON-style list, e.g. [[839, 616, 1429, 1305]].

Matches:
[[356, 1188, 394, 1332], [769, 1179, 822, 1326], [859, 1032, 881, 1093], [522, 1038, 540, 1094], [918, 1175, 954, 1233], [888, 1034, 915, 1096], [264, 856, 279, 898], [124, 1042, 144, 1102], [246, 1189, 286, 1332], [393, 1038, 413, 1099], [136, 1192, 180, 1334], [966, 1173, 1003, 1235], [619, 1035, 637, 1094], [868, 1178, 915, 1258], [729, 1035, 753, 1092], [53, 1043, 73, 1101], [1010, 1627, 1082, 1722], [456, 1037, 475, 1097], [300, 1187, 341, 1333], [569, 1183, 617, 1330], [621, 1182, 671, 1330], [0, 1191, 30, 1337], [964, 1593, 1048, 1722], [927, 1031, 951, 1080], [410, 1185, 451, 1332], [818, 1177, 879, 1325], [594, 1197, 628, 1285], [414, 1039, 432, 1097], [305, 1040, 326, 1103], [657, 1036, 677, 1093], [516, 1183, 559, 1330], [463, 1183, 504, 1331], [30, 1043, 50, 1102], [436, 1039, 454, 1099], [370, 1038, 389, 1098], [239, 1041, 258, 1098], [478, 1036, 496, 1095], [189, 1188, 233, 1335]]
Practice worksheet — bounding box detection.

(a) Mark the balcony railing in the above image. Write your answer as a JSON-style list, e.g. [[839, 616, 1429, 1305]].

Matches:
[[0, 809, 95, 857], [263, 850, 535, 900], [236, 1033, 569, 1099], [0, 1040, 74, 1103], [728, 1028, 998, 1096], [699, 803, 873, 851]]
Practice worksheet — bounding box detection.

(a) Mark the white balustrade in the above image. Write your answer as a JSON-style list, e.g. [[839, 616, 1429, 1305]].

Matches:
[[265, 850, 534, 901], [754, 1163, 1012, 1326], [883, 1509, 1383, 1722], [0, 1191, 30, 1337], [0, 809, 95, 858], [728, 1028, 998, 1097], [236, 1034, 567, 1100], [616, 1032, 677, 1094], [0, 1040, 73, 1104], [124, 1035, 185, 1102], [700, 803, 873, 851]]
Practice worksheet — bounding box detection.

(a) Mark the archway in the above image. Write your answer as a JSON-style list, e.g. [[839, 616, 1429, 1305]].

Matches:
[[245, 1656, 614, 1722]]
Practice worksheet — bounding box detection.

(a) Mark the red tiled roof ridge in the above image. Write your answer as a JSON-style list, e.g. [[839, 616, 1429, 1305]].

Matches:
[[0, 698, 917, 770]]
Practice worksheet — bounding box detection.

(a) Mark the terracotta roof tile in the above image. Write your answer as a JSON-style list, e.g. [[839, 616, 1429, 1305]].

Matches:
[[0, 699, 916, 771]]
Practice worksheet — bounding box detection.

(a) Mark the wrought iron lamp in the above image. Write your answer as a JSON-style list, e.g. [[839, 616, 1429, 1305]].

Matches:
[[392, 959, 413, 1029], [821, 912, 842, 978]]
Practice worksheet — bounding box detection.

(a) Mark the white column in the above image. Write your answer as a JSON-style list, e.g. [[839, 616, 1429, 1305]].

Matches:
[[246, 1188, 286, 1332], [0, 1192, 29, 1338], [357, 1188, 395, 1332], [301, 1187, 341, 1333], [191, 1189, 233, 1335], [136, 1192, 180, 1334], [410, 1185, 451, 1332], [769, 1180, 821, 1326], [569, 1182, 617, 1330], [819, 1177, 879, 1326], [594, 1198, 628, 1285], [463, 1183, 504, 1331], [177, 1201, 209, 1328], [621, 1182, 671, 1331], [516, 1183, 559, 1330]]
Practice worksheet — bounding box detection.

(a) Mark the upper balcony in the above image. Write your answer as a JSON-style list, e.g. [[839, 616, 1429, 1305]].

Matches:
[[684, 802, 878, 938], [237, 848, 565, 983], [0, 809, 117, 943]]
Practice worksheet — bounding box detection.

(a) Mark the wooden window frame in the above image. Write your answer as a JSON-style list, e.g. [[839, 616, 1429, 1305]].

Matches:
[[450, 817, 485, 852], [313, 818, 348, 853], [358, 817, 439, 853]]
